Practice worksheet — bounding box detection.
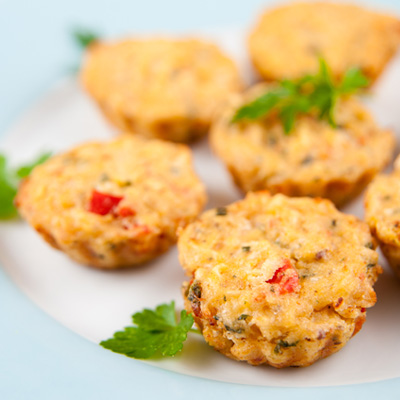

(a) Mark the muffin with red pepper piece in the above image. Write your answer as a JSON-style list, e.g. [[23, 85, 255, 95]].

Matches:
[[81, 38, 242, 142], [210, 84, 395, 207], [365, 155, 400, 279], [16, 135, 206, 269], [248, 2, 400, 83], [179, 192, 381, 368]]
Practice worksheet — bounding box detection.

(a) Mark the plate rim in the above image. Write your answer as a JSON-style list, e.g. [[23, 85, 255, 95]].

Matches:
[[2, 0, 400, 397]]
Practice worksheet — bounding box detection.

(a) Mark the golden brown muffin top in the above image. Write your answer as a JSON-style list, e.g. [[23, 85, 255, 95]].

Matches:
[[16, 135, 206, 244], [81, 38, 242, 133], [180, 192, 380, 318], [249, 2, 400, 82], [211, 84, 394, 194], [365, 155, 400, 246], [179, 192, 381, 366]]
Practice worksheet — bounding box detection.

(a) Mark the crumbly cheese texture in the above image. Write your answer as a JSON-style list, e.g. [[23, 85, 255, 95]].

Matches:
[[179, 192, 381, 368], [16, 135, 206, 269], [210, 85, 395, 206], [248, 2, 400, 82], [365, 156, 400, 278], [81, 38, 242, 142]]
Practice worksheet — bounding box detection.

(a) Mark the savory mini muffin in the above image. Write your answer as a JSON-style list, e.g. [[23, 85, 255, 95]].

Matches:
[[81, 38, 242, 142], [210, 84, 395, 206], [365, 156, 400, 279], [179, 192, 381, 368], [16, 135, 206, 269], [248, 2, 400, 83]]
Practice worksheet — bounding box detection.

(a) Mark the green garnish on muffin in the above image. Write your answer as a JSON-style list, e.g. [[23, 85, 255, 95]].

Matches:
[[232, 59, 369, 133]]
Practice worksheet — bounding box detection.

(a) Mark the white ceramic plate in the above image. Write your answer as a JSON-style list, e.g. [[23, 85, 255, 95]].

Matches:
[[1, 28, 400, 389]]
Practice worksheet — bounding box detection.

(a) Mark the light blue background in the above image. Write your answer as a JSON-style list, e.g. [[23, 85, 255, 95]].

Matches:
[[1, 1, 400, 398]]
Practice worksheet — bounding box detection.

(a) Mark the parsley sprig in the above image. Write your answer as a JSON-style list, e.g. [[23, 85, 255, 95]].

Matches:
[[73, 28, 100, 49], [0, 152, 51, 219], [69, 28, 101, 74], [232, 59, 369, 133], [100, 302, 197, 359]]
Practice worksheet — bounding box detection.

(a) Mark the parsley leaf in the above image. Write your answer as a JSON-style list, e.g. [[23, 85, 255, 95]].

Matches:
[[338, 67, 370, 94], [100, 301, 195, 359], [0, 152, 51, 220], [231, 89, 287, 123], [16, 152, 52, 179], [232, 58, 369, 133], [0, 155, 18, 219], [73, 28, 100, 49]]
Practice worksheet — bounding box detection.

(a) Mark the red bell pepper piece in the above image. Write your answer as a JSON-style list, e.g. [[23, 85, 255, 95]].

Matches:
[[89, 190, 123, 216], [267, 259, 299, 294], [118, 207, 136, 217]]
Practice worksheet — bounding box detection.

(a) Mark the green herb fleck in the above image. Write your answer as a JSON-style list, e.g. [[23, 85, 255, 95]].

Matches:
[[232, 58, 369, 133], [187, 282, 202, 317], [332, 336, 342, 346], [366, 263, 376, 269], [274, 340, 299, 354], [0, 152, 51, 220], [365, 242, 374, 249], [224, 324, 243, 334], [73, 28, 100, 49], [100, 301, 194, 359], [216, 207, 227, 216], [242, 246, 251, 252], [238, 314, 249, 321], [301, 155, 314, 165], [99, 173, 110, 182], [187, 282, 201, 301]]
